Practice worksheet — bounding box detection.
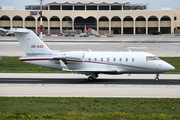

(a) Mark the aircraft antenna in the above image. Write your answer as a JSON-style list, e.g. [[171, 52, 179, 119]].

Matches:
[[128, 48, 132, 52]]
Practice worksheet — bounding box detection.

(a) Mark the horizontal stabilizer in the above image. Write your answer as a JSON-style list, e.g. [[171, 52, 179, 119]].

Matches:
[[10, 28, 29, 33], [0, 28, 9, 32]]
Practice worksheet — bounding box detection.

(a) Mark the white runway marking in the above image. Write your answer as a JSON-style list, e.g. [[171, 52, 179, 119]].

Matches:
[[137, 36, 149, 44]]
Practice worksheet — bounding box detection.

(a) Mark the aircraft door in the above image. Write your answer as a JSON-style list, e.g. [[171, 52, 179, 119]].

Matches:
[[107, 57, 110, 65], [82, 52, 85, 62]]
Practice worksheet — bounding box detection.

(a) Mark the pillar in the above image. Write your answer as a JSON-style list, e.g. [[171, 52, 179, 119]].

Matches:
[[97, 20, 99, 33], [60, 19, 62, 33], [146, 19, 148, 34], [133, 20, 135, 35], [35, 19, 37, 34], [109, 20, 111, 35], [158, 19, 160, 32], [23, 18, 25, 28], [171, 17, 174, 34], [48, 19, 50, 34], [121, 20, 123, 34], [72, 19, 74, 30], [10, 18, 12, 28]]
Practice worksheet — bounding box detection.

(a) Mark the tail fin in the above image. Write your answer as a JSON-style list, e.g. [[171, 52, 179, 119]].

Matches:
[[10, 28, 52, 56]]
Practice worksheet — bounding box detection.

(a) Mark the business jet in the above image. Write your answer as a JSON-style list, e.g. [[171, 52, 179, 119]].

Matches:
[[10, 28, 175, 82]]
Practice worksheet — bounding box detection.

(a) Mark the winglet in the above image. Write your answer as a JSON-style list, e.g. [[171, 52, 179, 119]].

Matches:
[[59, 60, 71, 71]]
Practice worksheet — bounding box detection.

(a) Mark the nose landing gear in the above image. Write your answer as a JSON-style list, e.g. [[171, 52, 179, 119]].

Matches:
[[155, 73, 159, 82]]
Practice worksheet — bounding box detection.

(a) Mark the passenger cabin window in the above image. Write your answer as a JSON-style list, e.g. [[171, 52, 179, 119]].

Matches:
[[101, 58, 103, 61], [88, 58, 91, 61], [126, 58, 128, 62], [132, 58, 134, 62], [94, 58, 97, 61], [113, 58, 116, 61], [146, 56, 161, 61], [107, 58, 109, 62], [119, 58, 122, 61]]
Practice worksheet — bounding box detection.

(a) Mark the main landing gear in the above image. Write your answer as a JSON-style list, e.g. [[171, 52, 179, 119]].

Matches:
[[155, 73, 159, 82], [88, 76, 94, 81], [88, 73, 98, 81]]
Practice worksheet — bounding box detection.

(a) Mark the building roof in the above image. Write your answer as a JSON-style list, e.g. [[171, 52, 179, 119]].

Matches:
[[26, 0, 148, 6]]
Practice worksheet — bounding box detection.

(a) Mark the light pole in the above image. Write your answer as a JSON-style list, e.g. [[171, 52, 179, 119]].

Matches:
[[39, 0, 44, 40]]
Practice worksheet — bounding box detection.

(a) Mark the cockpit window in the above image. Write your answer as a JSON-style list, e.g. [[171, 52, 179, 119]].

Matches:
[[146, 57, 155, 60], [146, 56, 161, 60], [154, 56, 161, 60]]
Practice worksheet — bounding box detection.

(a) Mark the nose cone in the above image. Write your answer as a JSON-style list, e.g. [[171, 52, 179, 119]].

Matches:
[[165, 63, 175, 71], [170, 65, 175, 71]]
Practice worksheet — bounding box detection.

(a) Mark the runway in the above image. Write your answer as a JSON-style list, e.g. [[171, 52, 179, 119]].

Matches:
[[0, 73, 180, 98], [0, 35, 180, 98], [0, 74, 180, 85]]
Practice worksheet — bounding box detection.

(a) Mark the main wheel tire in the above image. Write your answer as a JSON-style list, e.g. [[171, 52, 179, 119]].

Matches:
[[155, 77, 159, 82], [88, 76, 94, 81]]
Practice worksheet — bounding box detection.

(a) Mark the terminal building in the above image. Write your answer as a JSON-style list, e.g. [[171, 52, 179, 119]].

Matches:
[[0, 0, 180, 35]]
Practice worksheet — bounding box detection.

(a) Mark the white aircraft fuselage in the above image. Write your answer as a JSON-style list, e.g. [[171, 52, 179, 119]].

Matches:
[[10, 28, 175, 81]]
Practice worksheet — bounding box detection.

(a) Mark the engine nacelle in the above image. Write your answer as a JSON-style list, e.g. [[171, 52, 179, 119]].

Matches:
[[65, 52, 84, 62], [53, 51, 84, 63]]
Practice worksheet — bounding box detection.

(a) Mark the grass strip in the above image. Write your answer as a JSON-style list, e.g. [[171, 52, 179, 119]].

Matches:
[[0, 56, 180, 73], [0, 97, 180, 119], [0, 56, 69, 73], [0, 112, 173, 120]]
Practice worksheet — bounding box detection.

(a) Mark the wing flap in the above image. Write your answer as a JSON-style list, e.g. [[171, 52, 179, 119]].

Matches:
[[73, 68, 117, 72]]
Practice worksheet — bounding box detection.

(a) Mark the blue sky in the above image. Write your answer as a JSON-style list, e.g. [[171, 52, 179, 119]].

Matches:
[[1, 0, 180, 10]]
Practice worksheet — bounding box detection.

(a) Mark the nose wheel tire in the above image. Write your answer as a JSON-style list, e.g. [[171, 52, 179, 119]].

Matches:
[[155, 73, 159, 82], [155, 77, 159, 82], [88, 76, 94, 81]]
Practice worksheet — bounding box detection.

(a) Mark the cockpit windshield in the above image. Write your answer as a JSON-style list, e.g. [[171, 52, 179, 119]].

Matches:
[[146, 56, 161, 61]]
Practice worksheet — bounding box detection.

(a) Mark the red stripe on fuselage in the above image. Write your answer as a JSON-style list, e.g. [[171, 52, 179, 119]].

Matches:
[[67, 59, 125, 67], [66, 59, 106, 65], [84, 61, 106, 65], [67, 59, 109, 65], [66, 59, 82, 62], [20, 58, 120, 67], [20, 58, 51, 61]]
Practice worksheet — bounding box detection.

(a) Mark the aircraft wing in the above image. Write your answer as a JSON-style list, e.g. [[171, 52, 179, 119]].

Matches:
[[59, 60, 71, 72], [59, 60, 126, 73]]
